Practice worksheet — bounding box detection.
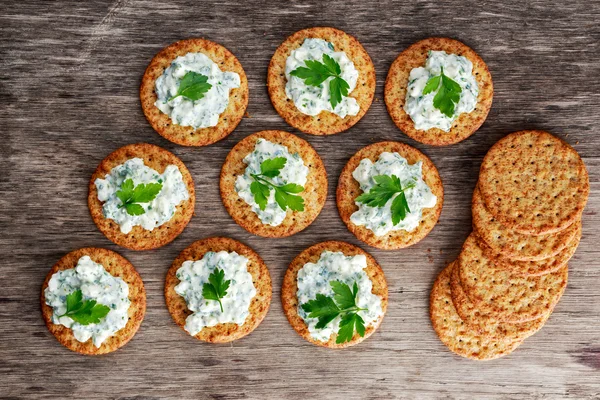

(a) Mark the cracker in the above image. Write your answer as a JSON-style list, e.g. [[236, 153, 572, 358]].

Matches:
[[450, 259, 548, 340], [472, 186, 579, 261], [429, 262, 522, 361], [41, 248, 146, 355], [336, 141, 443, 250], [478, 130, 589, 234], [478, 224, 581, 277], [88, 143, 195, 250], [458, 233, 568, 323], [384, 37, 493, 146], [281, 241, 387, 348], [164, 237, 272, 343], [140, 38, 249, 146], [220, 130, 327, 237], [267, 27, 375, 135]]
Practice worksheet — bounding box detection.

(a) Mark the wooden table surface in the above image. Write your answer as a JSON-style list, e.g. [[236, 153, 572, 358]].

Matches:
[[1, 0, 599, 398]]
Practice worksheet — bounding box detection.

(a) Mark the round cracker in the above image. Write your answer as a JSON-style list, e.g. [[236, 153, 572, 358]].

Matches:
[[88, 143, 195, 251], [384, 37, 493, 146], [450, 257, 548, 341], [41, 248, 146, 355], [472, 186, 579, 261], [220, 130, 327, 238], [478, 130, 589, 235], [336, 141, 443, 250], [281, 241, 387, 348], [429, 262, 522, 361], [477, 224, 581, 277], [267, 27, 376, 135], [164, 237, 272, 343], [140, 38, 249, 146], [458, 234, 568, 323]]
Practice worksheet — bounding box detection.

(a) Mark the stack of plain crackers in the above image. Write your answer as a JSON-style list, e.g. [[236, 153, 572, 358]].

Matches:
[[430, 130, 589, 360]]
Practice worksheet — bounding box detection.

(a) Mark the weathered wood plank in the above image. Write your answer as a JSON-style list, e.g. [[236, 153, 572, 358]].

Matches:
[[1, 0, 599, 398]]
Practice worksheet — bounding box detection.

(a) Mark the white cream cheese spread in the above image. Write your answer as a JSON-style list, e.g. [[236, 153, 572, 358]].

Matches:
[[174, 251, 256, 336], [285, 38, 359, 117], [94, 158, 189, 234], [404, 50, 479, 131], [154, 52, 240, 128], [296, 251, 383, 342], [234, 139, 308, 226], [351, 152, 437, 236], [44, 256, 130, 348]]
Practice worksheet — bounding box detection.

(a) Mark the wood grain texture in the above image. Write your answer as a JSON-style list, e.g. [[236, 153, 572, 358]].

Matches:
[[0, 0, 599, 398]]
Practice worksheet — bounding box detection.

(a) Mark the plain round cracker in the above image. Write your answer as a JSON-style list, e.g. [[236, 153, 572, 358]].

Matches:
[[472, 186, 579, 261], [220, 130, 327, 238], [281, 241, 387, 348], [41, 248, 146, 355], [267, 27, 376, 135], [477, 224, 581, 277], [478, 130, 589, 235], [384, 37, 493, 146], [429, 262, 522, 361], [140, 38, 249, 146], [164, 237, 272, 343], [458, 234, 568, 323], [336, 141, 443, 250], [88, 143, 196, 251], [450, 254, 548, 341]]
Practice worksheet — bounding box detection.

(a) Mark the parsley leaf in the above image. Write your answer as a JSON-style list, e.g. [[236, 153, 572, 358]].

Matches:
[[202, 268, 231, 313], [116, 179, 163, 216], [249, 157, 305, 212], [355, 175, 414, 226], [169, 71, 212, 102], [300, 280, 367, 344], [290, 54, 350, 109], [57, 289, 111, 325], [422, 66, 462, 118]]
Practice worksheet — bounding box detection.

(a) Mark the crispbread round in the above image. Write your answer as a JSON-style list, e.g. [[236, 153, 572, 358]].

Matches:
[[41, 248, 146, 355], [336, 141, 443, 250], [164, 237, 272, 343], [384, 37, 493, 146], [478, 224, 581, 277], [281, 241, 387, 348], [472, 186, 579, 261], [478, 130, 589, 235], [220, 130, 327, 238], [88, 143, 195, 251], [429, 262, 522, 361], [140, 38, 249, 146], [458, 233, 568, 323], [450, 259, 548, 341], [267, 27, 376, 135]]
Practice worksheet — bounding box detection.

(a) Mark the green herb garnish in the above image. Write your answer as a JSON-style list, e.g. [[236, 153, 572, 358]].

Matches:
[[169, 71, 212, 101], [290, 54, 350, 109], [301, 281, 366, 344], [116, 178, 163, 216], [249, 157, 305, 212], [355, 175, 414, 225], [422, 66, 462, 118], [57, 289, 110, 325], [202, 268, 231, 312]]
